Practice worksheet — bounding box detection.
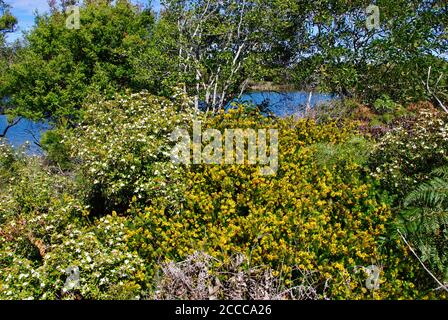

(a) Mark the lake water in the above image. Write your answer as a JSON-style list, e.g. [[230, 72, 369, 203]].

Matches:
[[0, 116, 50, 154], [0, 91, 333, 153], [236, 91, 334, 117]]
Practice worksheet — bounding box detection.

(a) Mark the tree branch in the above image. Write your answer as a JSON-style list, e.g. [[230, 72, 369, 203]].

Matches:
[[423, 67, 448, 114], [397, 229, 448, 293], [0, 117, 22, 138]]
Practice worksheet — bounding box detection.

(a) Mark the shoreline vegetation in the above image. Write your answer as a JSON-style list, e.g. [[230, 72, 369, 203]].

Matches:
[[246, 81, 299, 93], [0, 0, 447, 300]]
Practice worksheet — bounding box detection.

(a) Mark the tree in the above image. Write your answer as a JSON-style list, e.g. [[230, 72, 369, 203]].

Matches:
[[292, 0, 448, 106], [0, 0, 17, 72], [0, 0, 154, 123], [136, 0, 305, 112], [0, 0, 16, 41], [0, 0, 17, 118]]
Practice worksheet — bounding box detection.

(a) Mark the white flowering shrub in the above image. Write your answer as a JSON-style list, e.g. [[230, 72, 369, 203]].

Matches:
[[368, 107, 448, 290], [67, 90, 197, 212], [0, 144, 146, 299], [0, 138, 16, 171], [1, 213, 146, 300], [370, 108, 448, 197], [0, 140, 18, 223], [40, 214, 146, 300]]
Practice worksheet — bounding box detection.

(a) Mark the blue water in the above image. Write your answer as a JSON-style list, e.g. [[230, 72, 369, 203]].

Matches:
[[0, 91, 333, 153], [237, 91, 334, 117], [0, 116, 50, 154]]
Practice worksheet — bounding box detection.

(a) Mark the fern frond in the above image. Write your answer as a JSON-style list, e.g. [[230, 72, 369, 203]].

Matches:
[[432, 166, 448, 179], [404, 177, 448, 208]]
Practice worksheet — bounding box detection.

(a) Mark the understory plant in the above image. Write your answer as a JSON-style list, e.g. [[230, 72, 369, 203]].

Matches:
[[397, 165, 448, 284]]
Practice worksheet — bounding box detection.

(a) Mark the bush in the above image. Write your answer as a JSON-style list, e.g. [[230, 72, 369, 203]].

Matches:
[[2, 99, 446, 300], [66, 90, 197, 213], [126, 108, 424, 299], [0, 143, 145, 300], [397, 165, 448, 284], [369, 107, 448, 198], [40, 128, 73, 171], [1, 213, 146, 300]]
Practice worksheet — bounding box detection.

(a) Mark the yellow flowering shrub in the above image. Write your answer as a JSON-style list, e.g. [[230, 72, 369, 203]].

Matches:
[[126, 108, 430, 299], [3, 102, 445, 299]]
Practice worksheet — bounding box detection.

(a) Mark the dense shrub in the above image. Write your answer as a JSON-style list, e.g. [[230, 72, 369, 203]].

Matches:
[[65, 90, 197, 213], [126, 108, 425, 299], [397, 165, 448, 284], [1, 213, 146, 299], [0, 143, 145, 300], [2, 99, 446, 300], [368, 105, 448, 293], [369, 107, 448, 198]]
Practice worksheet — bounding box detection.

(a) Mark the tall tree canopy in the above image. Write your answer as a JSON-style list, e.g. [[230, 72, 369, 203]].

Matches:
[[133, 0, 305, 112], [0, 0, 153, 123], [292, 0, 448, 104], [0, 0, 16, 40], [0, 0, 446, 121], [0, 0, 17, 116]]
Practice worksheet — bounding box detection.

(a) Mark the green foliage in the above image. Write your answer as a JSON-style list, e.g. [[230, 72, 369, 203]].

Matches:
[[2, 99, 447, 300], [129, 15, 180, 98], [405, 177, 448, 209], [2, 0, 446, 120], [293, 0, 448, 105], [314, 136, 372, 170], [0, 0, 154, 122], [397, 166, 448, 282], [373, 95, 399, 114], [0, 0, 16, 84], [370, 107, 448, 197], [65, 90, 196, 213], [126, 108, 424, 299], [367, 103, 448, 288], [0, 142, 146, 299], [0, 213, 147, 300], [0, 0, 16, 41], [138, 0, 305, 110], [41, 128, 73, 170], [1, 0, 447, 300]]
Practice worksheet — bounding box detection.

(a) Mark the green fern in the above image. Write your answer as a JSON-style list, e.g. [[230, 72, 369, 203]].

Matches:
[[432, 166, 448, 179], [398, 166, 448, 282], [404, 177, 448, 208]]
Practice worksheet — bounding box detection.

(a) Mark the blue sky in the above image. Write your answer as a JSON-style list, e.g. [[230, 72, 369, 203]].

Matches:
[[5, 0, 160, 42]]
